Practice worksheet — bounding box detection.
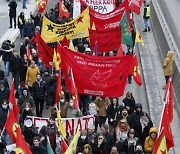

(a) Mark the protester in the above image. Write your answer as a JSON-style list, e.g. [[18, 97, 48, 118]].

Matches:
[[144, 127, 158, 153], [30, 136, 48, 154], [20, 54, 29, 82], [110, 146, 119, 154], [0, 80, 10, 107], [18, 12, 26, 38], [9, 50, 22, 89], [26, 60, 40, 93], [8, 0, 17, 29], [32, 74, 47, 117], [39, 116, 58, 152], [0, 100, 9, 129], [162, 51, 174, 89], [24, 19, 35, 39], [77, 130, 89, 153], [82, 144, 92, 154], [30, 12, 42, 27], [143, 1, 151, 32]]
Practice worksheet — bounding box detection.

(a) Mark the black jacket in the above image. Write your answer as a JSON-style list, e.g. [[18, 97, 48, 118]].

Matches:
[[0, 108, 9, 128], [9, 55, 22, 72], [8, 1, 17, 17], [0, 87, 10, 107], [32, 80, 47, 99], [106, 104, 119, 125], [30, 145, 47, 154]]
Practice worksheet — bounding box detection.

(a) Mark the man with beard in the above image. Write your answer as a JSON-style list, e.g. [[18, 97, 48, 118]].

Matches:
[[116, 106, 132, 128], [131, 103, 152, 145]]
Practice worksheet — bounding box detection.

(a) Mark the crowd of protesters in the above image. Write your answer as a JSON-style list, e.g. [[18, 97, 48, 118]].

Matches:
[[0, 0, 162, 154]]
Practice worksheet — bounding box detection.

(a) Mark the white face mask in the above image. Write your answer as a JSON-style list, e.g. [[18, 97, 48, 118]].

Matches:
[[25, 108, 30, 111], [81, 135, 86, 140], [2, 104, 8, 109], [60, 99, 65, 103], [69, 102, 74, 106]]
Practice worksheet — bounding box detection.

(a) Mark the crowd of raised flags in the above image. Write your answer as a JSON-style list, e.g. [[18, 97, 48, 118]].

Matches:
[[0, 0, 175, 153]]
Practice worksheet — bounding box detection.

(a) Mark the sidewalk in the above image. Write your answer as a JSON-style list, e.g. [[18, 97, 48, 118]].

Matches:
[[0, 0, 37, 45]]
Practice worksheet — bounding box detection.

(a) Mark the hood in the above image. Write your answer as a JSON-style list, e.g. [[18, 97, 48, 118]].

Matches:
[[149, 127, 158, 135], [167, 51, 173, 58], [135, 103, 142, 109]]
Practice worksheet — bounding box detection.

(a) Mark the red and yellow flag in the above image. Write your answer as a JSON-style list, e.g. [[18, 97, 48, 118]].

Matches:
[[55, 71, 62, 104], [153, 129, 168, 154], [4, 109, 18, 143], [15, 127, 32, 154], [26, 45, 32, 61], [135, 29, 144, 46]]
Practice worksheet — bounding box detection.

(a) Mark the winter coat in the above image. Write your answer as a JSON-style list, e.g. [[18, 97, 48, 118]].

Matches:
[[0, 40, 14, 62], [30, 14, 42, 27], [104, 132, 115, 153], [24, 23, 35, 38], [0, 108, 9, 128], [8, 1, 17, 18], [18, 93, 35, 109], [32, 80, 47, 100], [30, 145, 47, 154], [106, 104, 119, 125], [9, 55, 22, 73], [122, 97, 136, 114], [95, 98, 110, 117], [144, 127, 158, 154], [26, 66, 40, 87], [66, 106, 82, 118], [22, 126, 38, 146], [18, 14, 26, 29], [0, 83, 10, 106], [163, 51, 173, 76]]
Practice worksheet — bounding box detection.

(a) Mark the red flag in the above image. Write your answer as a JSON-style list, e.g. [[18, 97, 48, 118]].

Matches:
[[55, 72, 62, 104], [70, 68, 79, 109], [61, 36, 69, 47], [15, 127, 32, 154], [59, 0, 70, 18], [89, 27, 121, 53], [38, 0, 48, 13], [26, 45, 32, 61], [9, 81, 20, 118], [130, 55, 142, 86], [129, 0, 143, 15], [31, 32, 54, 67], [164, 77, 173, 123], [153, 128, 168, 154], [159, 104, 174, 150], [116, 44, 124, 57], [61, 47, 133, 97], [61, 137, 68, 153], [4, 110, 18, 143]]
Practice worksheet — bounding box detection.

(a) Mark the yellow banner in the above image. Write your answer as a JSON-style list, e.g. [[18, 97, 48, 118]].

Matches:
[[41, 8, 90, 43]]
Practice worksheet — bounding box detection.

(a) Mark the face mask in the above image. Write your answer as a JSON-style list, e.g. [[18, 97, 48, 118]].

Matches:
[[69, 102, 73, 106], [25, 108, 30, 111], [89, 107, 95, 110], [60, 99, 65, 103], [81, 135, 86, 140], [2, 104, 8, 109]]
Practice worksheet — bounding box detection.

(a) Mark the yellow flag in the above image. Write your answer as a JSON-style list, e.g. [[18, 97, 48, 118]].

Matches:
[[135, 30, 144, 46], [53, 49, 59, 70], [64, 129, 80, 154], [156, 135, 168, 154], [56, 106, 67, 138], [69, 40, 75, 51], [41, 8, 90, 43]]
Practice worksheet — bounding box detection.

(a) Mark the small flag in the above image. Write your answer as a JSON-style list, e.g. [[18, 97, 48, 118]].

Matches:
[[56, 106, 67, 138], [53, 48, 60, 70], [135, 29, 144, 46], [116, 44, 124, 57]]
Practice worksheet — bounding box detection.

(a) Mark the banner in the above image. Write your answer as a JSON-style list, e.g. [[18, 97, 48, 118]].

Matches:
[[41, 8, 90, 43], [61, 47, 133, 97], [89, 27, 121, 52], [30, 115, 95, 136]]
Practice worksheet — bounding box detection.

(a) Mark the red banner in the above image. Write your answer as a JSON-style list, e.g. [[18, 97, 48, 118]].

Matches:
[[89, 27, 121, 52], [60, 47, 133, 97]]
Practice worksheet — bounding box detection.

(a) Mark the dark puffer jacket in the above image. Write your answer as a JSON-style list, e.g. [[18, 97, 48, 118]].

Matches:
[[32, 80, 47, 100]]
